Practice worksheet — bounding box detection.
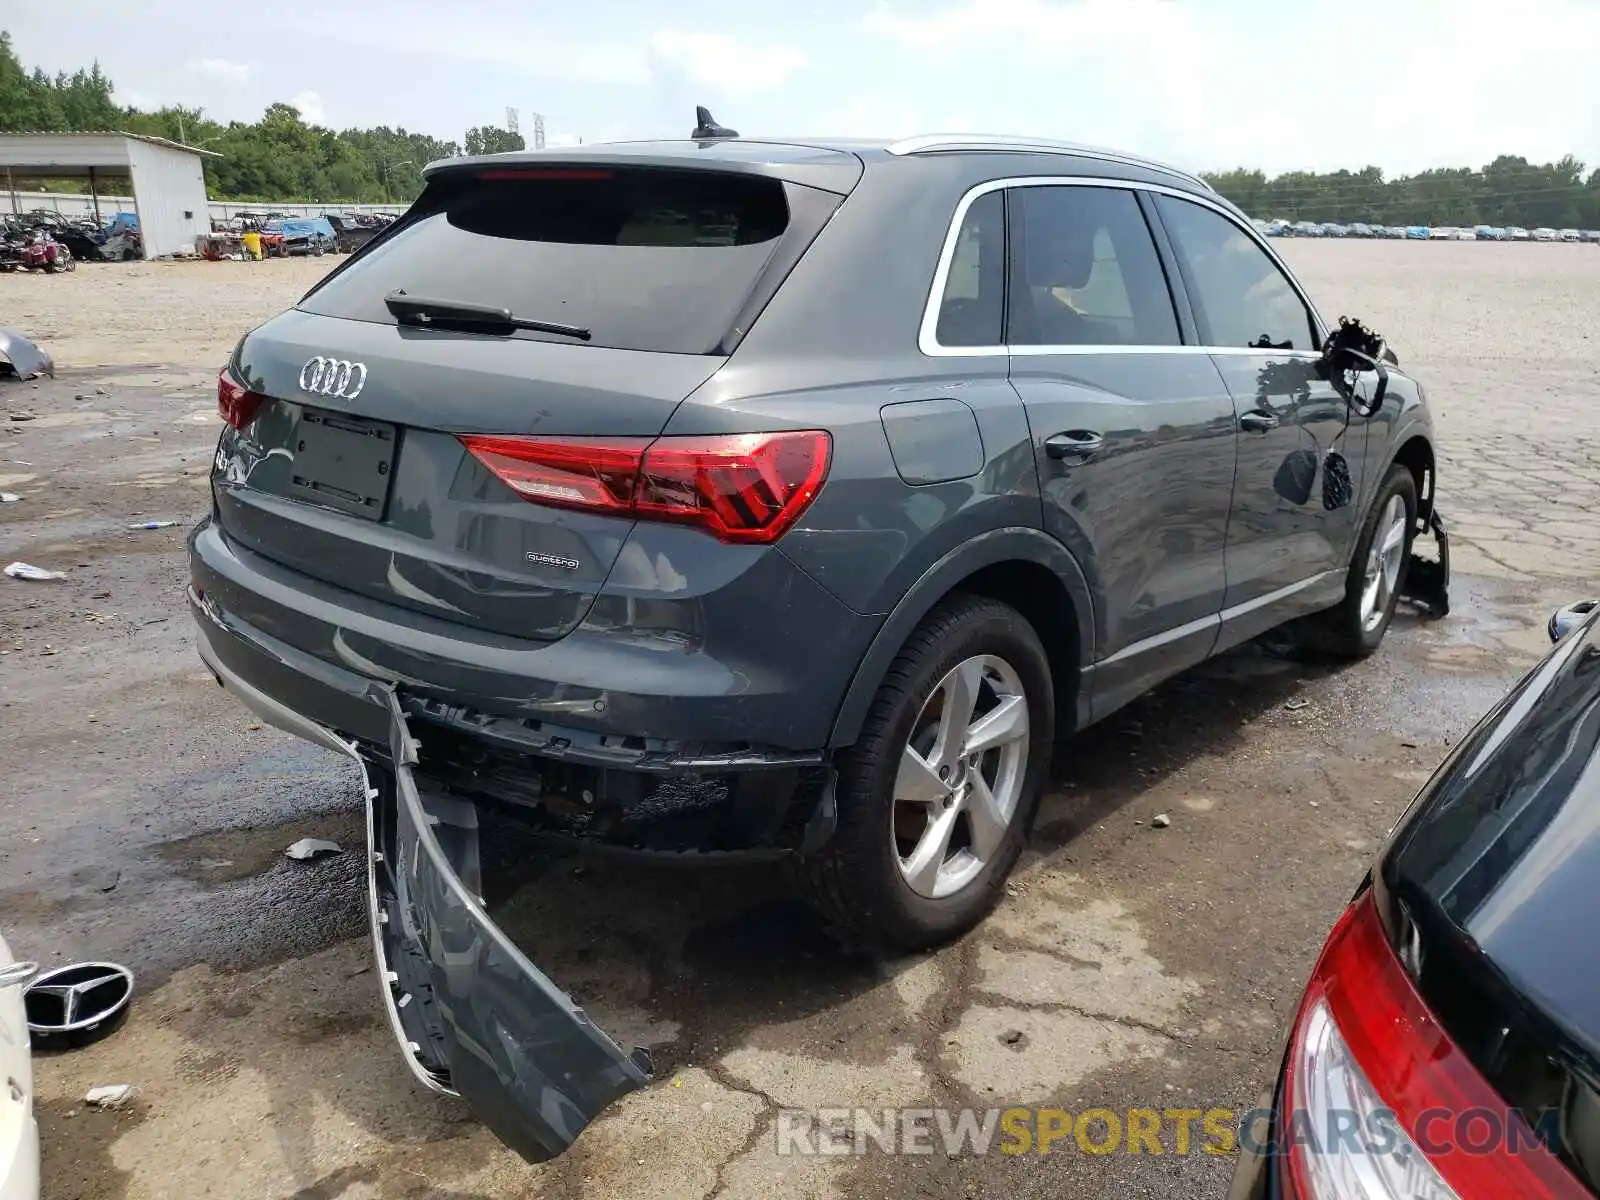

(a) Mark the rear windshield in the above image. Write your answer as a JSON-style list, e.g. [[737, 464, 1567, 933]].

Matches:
[[299, 166, 798, 354]]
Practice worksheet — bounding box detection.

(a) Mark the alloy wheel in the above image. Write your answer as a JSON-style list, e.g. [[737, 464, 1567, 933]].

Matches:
[[892, 654, 1030, 899], [1361, 495, 1409, 633]]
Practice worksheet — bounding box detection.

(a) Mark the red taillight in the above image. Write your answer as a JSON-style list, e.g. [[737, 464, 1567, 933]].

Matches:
[[475, 168, 612, 182], [217, 370, 267, 431], [1281, 892, 1588, 1199], [457, 435, 646, 515], [458, 431, 831, 545]]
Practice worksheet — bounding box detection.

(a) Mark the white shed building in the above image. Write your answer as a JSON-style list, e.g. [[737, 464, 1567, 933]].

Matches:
[[0, 132, 218, 260]]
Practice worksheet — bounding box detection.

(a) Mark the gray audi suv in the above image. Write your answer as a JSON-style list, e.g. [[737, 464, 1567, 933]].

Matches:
[[188, 121, 1448, 1161]]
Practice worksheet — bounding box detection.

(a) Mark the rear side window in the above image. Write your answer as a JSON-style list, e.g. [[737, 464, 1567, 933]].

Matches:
[[300, 167, 829, 355], [1006, 186, 1180, 347], [934, 190, 1006, 347], [1156, 195, 1318, 351]]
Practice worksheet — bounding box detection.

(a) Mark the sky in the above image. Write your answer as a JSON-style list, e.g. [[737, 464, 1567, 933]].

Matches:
[[8, 0, 1600, 177]]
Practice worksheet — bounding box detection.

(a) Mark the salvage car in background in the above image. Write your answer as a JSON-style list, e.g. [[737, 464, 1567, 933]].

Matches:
[[0, 225, 72, 273], [323, 214, 381, 255], [0, 935, 39, 1200], [1229, 599, 1600, 1199], [190, 115, 1449, 1164], [260, 217, 336, 256]]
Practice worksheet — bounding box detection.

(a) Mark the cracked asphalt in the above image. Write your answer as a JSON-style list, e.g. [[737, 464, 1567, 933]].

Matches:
[[1, 240, 1596, 1199]]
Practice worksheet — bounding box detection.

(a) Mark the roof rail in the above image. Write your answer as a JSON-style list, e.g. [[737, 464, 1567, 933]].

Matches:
[[884, 134, 1212, 191]]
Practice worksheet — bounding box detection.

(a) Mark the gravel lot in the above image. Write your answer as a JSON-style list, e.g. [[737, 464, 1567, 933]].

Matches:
[[1, 241, 1596, 1200]]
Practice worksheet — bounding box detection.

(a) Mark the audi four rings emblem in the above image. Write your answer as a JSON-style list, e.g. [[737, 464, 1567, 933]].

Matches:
[[298, 356, 369, 399]]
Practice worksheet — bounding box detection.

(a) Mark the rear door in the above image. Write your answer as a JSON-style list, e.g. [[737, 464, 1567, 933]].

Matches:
[[214, 162, 845, 644], [990, 181, 1239, 717], [1151, 193, 1366, 645]]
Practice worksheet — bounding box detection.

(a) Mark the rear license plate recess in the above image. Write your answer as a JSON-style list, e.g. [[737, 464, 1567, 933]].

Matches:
[[289, 406, 398, 520]]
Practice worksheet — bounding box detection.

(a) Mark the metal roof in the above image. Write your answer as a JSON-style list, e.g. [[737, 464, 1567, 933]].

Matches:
[[0, 131, 221, 159], [884, 134, 1212, 191], [424, 132, 1211, 194]]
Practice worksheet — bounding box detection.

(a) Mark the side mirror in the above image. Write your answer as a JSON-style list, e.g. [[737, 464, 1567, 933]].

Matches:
[[1548, 600, 1599, 644], [1321, 316, 1389, 416]]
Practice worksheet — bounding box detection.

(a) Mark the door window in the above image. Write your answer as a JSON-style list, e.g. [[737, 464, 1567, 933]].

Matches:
[[1006, 186, 1180, 347], [1156, 196, 1319, 352], [933, 190, 1005, 347]]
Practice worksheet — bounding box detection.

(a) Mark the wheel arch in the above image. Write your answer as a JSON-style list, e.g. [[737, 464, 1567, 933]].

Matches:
[[826, 528, 1094, 750], [1387, 431, 1436, 521]]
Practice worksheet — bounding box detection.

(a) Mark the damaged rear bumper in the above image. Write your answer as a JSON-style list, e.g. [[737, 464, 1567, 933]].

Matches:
[[189, 644, 654, 1160], [189, 586, 847, 1160], [188, 581, 837, 859], [365, 685, 653, 1161]]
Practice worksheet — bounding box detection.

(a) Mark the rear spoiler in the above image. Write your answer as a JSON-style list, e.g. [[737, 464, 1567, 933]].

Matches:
[[422, 144, 865, 197]]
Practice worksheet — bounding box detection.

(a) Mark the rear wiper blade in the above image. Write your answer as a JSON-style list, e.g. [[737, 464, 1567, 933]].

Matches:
[[385, 291, 591, 341]]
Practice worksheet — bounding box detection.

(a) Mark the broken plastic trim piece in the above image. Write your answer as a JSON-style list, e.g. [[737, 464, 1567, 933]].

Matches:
[[1399, 509, 1450, 619], [0, 328, 54, 381], [366, 683, 653, 1162]]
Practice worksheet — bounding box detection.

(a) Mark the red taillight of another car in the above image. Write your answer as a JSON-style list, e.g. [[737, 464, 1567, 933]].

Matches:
[[458, 431, 832, 545], [217, 370, 268, 431], [1280, 892, 1588, 1200]]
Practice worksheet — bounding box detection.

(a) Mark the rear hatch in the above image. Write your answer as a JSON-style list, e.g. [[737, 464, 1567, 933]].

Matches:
[[212, 152, 852, 642]]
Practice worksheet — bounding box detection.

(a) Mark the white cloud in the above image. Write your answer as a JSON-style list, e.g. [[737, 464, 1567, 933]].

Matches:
[[863, 0, 1207, 54], [275, 13, 652, 86], [291, 89, 327, 125], [860, 0, 1600, 175], [119, 88, 158, 112], [186, 57, 254, 84], [544, 133, 584, 148], [649, 31, 808, 94]]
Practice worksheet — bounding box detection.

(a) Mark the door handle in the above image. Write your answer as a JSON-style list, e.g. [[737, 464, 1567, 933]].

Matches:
[[1239, 410, 1279, 432], [1044, 431, 1104, 462], [0, 961, 37, 990]]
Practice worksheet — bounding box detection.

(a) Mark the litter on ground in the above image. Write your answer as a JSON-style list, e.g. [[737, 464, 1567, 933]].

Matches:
[[5, 562, 66, 581], [284, 837, 343, 861]]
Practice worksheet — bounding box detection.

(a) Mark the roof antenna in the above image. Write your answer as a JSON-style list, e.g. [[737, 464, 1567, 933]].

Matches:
[[692, 106, 739, 140]]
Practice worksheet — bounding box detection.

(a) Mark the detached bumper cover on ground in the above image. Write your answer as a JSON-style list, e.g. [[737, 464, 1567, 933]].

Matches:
[[365, 685, 652, 1162], [189, 604, 655, 1161], [1399, 510, 1451, 618]]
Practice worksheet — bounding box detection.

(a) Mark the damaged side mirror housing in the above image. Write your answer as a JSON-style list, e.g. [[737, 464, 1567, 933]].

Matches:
[[1319, 316, 1390, 416]]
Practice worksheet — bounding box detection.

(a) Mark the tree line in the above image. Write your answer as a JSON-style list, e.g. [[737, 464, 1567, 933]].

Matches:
[[4, 30, 1600, 226], [0, 32, 521, 204], [1203, 161, 1600, 230]]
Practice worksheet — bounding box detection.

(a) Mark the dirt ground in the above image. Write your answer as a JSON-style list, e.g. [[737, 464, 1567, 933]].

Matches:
[[1, 240, 1597, 1200]]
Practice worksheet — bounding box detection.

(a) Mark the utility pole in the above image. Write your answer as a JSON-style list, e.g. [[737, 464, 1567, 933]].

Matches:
[[380, 159, 412, 203]]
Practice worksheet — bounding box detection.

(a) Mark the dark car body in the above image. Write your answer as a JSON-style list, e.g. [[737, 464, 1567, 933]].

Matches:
[[189, 132, 1444, 1163], [261, 217, 335, 256], [323, 214, 381, 255], [1229, 603, 1600, 1199]]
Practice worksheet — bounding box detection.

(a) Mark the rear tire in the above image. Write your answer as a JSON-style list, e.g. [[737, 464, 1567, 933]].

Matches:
[[1297, 465, 1417, 657], [796, 595, 1054, 951]]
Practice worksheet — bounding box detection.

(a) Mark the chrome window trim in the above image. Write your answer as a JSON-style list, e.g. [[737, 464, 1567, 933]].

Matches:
[[885, 134, 1213, 193], [919, 175, 1329, 359]]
